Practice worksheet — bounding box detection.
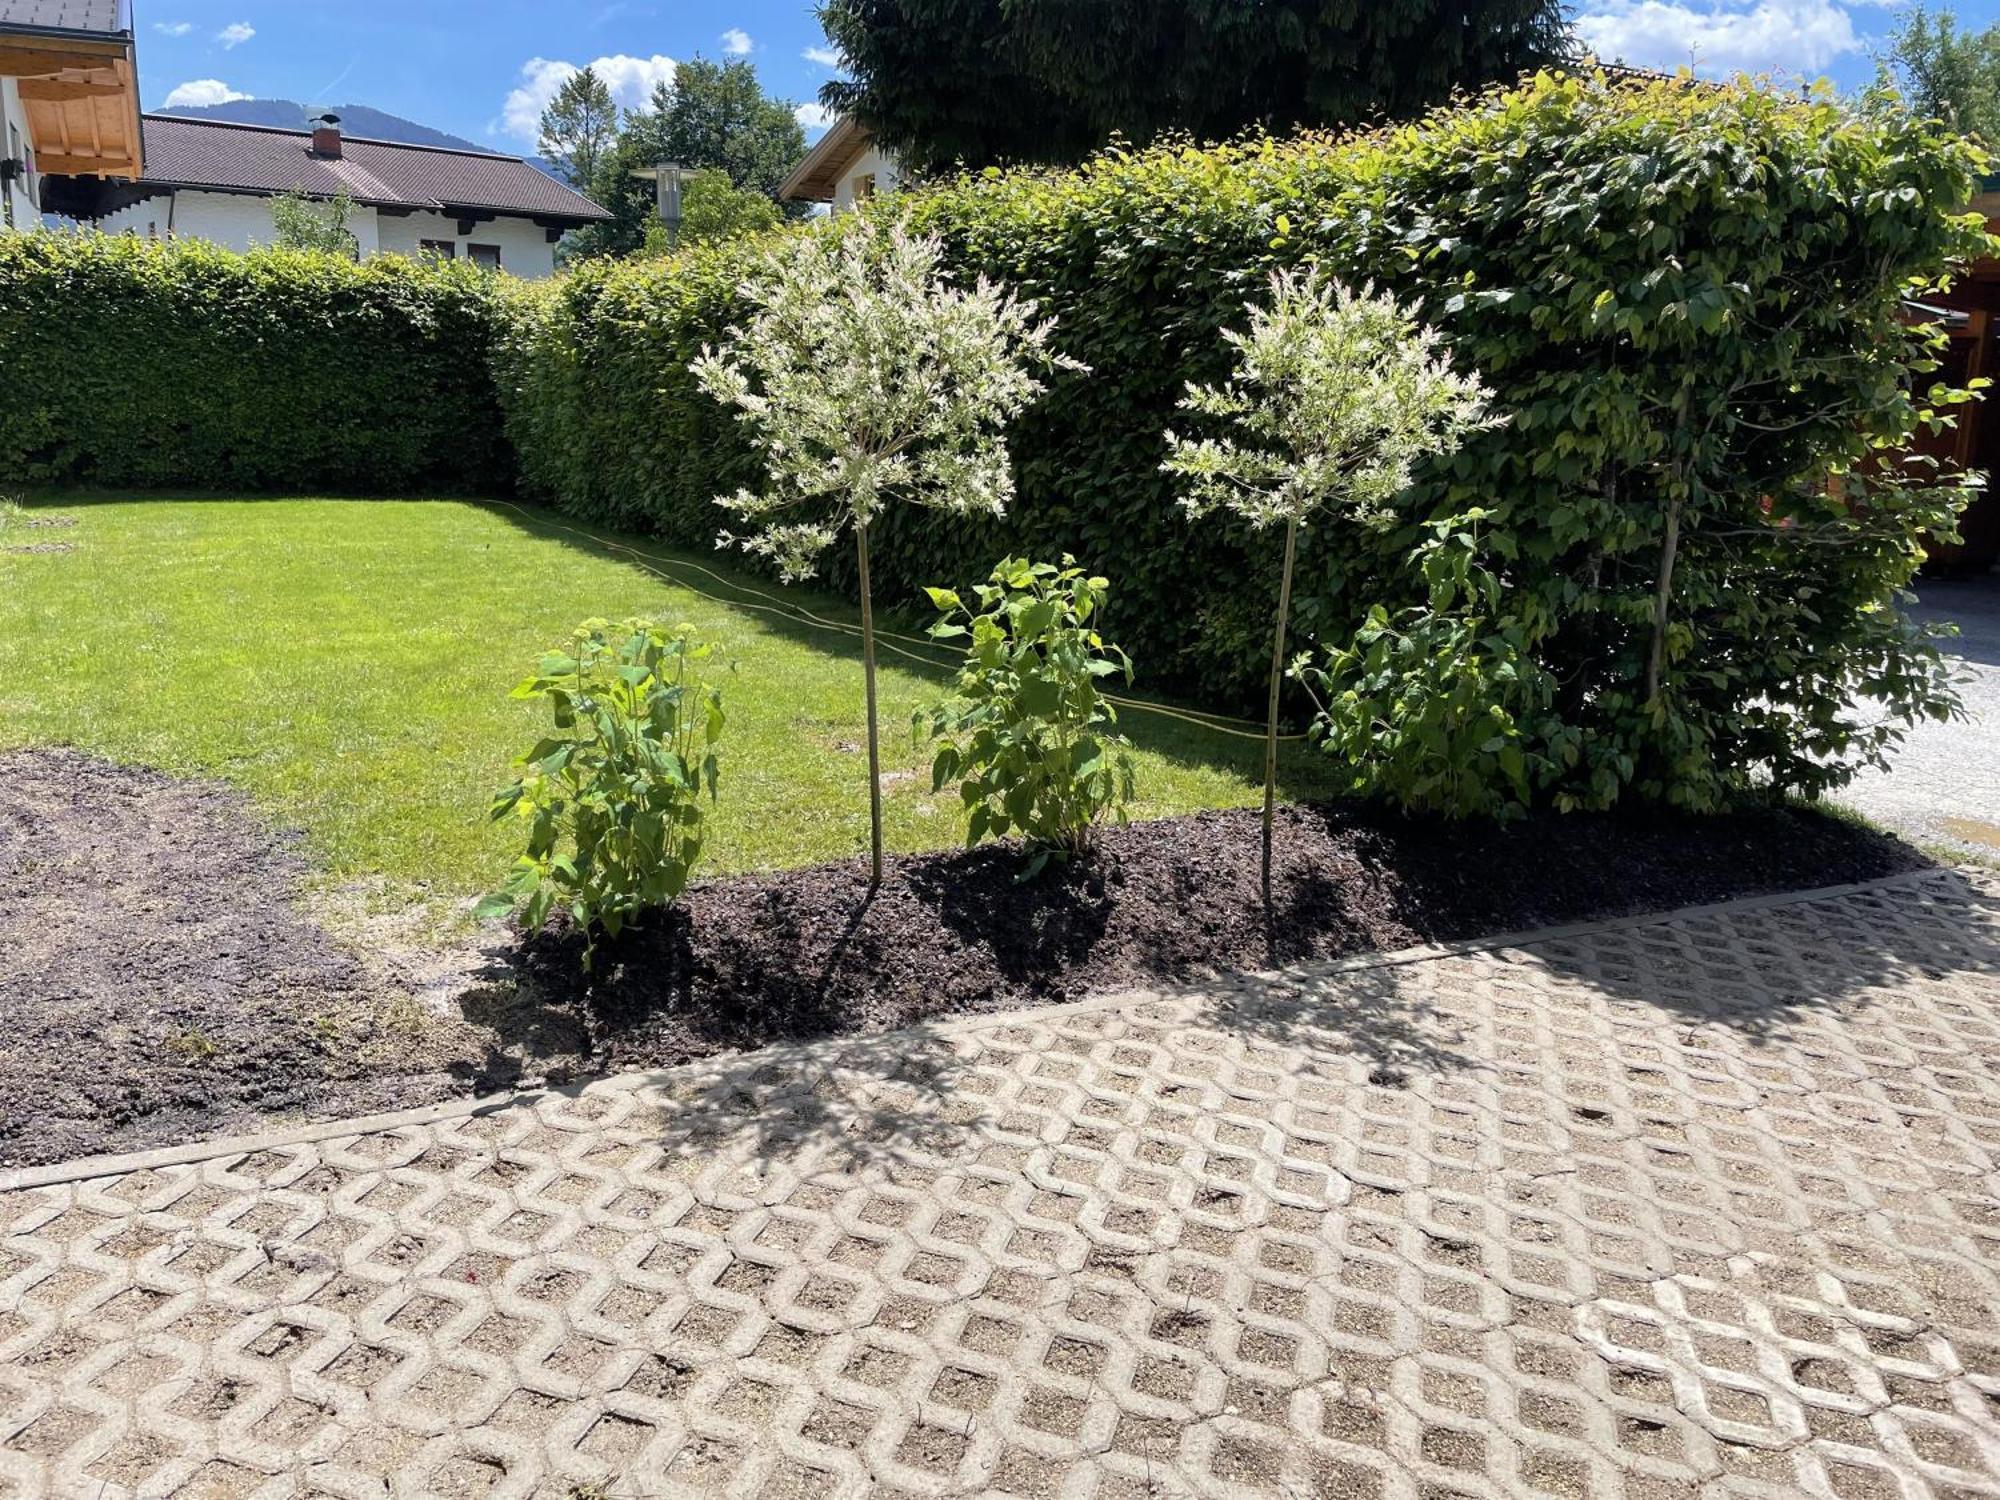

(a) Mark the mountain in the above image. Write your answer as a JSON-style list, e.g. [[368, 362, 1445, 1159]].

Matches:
[[152, 99, 489, 154]]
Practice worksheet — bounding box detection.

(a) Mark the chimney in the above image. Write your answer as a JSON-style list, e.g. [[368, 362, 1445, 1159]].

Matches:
[[310, 113, 342, 159]]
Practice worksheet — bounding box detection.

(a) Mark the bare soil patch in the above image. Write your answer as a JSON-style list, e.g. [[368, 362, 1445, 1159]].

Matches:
[[0, 750, 489, 1168], [0, 748, 1928, 1169]]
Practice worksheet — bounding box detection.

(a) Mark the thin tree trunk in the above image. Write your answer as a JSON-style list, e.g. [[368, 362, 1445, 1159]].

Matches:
[[1645, 490, 1684, 705], [855, 520, 885, 888], [1263, 518, 1299, 908]]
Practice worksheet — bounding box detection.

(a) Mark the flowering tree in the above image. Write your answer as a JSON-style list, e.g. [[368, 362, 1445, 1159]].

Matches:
[[692, 219, 1077, 885], [1164, 269, 1500, 900]]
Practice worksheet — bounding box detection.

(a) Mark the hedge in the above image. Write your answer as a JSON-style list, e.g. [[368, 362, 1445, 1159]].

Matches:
[[3, 74, 1984, 813], [494, 72, 1989, 809], [0, 232, 509, 493]]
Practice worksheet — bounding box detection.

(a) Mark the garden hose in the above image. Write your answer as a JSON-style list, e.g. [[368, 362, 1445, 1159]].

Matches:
[[486, 499, 1310, 744]]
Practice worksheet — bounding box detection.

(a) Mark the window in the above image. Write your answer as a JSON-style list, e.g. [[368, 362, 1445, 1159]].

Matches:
[[418, 239, 456, 260], [851, 172, 876, 202], [467, 243, 501, 270]]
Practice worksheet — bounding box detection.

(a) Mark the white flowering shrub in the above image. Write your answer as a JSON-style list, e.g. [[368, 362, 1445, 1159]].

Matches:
[[692, 218, 1079, 882], [1164, 269, 1500, 884]]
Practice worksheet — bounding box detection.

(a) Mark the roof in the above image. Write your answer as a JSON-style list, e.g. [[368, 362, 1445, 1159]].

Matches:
[[0, 0, 124, 37], [130, 113, 610, 223], [779, 115, 872, 202]]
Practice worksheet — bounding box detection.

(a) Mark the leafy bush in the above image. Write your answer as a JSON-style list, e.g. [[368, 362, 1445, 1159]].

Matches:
[[497, 71, 1989, 814], [0, 231, 509, 492], [480, 618, 725, 952], [1295, 515, 1571, 817], [917, 557, 1135, 874]]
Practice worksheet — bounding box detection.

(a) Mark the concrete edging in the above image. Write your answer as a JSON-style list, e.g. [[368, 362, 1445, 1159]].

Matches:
[[3, 865, 1955, 1195]]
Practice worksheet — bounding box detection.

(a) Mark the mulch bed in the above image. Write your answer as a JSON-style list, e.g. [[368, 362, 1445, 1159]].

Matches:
[[0, 747, 1929, 1169]]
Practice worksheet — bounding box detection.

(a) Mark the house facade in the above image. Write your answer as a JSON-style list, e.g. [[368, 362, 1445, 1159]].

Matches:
[[0, 0, 144, 229], [778, 115, 898, 213], [44, 112, 608, 277]]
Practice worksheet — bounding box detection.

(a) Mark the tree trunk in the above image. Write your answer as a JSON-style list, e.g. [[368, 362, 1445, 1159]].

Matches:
[[1644, 490, 1684, 705], [1263, 518, 1299, 908], [855, 520, 885, 888]]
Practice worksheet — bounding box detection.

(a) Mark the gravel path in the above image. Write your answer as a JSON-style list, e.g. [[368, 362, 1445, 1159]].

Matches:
[[1839, 577, 2000, 863]]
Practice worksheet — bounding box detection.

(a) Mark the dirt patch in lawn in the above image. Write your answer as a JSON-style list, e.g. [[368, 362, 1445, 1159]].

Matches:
[[0, 748, 1933, 1170], [0, 749, 496, 1169]]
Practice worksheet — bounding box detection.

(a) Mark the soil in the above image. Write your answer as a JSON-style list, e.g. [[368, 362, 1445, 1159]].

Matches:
[[0, 747, 1930, 1170]]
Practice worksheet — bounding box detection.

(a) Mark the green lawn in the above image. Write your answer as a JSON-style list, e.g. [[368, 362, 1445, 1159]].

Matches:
[[0, 495, 1337, 906]]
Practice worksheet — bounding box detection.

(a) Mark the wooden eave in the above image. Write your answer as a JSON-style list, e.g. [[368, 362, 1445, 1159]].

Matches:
[[778, 115, 867, 202], [2, 26, 142, 180]]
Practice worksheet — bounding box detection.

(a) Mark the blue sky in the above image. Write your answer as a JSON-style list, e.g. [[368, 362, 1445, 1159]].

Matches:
[[133, 0, 2000, 157]]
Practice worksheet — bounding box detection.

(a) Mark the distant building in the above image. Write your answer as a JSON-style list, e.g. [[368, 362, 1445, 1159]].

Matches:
[[0, 0, 144, 230], [44, 112, 610, 278], [779, 116, 898, 213]]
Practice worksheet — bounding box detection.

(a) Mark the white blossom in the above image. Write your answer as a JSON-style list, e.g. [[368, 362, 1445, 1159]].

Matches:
[[691, 219, 1083, 580], [1163, 268, 1502, 533]]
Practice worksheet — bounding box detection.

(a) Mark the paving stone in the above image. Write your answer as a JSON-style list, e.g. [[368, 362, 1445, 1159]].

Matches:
[[3, 868, 1999, 1497]]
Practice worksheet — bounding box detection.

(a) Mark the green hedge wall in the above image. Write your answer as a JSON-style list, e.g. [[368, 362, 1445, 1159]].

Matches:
[[0, 232, 509, 493], [495, 73, 1988, 809]]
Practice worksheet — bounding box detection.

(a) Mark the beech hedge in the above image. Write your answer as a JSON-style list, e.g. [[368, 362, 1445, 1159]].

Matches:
[[495, 72, 1990, 810], [4, 73, 1985, 814], [0, 232, 509, 492]]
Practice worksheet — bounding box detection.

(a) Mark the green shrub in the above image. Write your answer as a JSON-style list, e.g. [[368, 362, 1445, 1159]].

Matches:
[[1295, 514, 1572, 817], [498, 72, 1989, 813], [480, 618, 725, 953], [917, 557, 1135, 874], [0, 231, 508, 492]]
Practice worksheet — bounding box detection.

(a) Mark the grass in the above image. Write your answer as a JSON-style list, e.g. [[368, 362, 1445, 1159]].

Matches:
[[0, 494, 1339, 906]]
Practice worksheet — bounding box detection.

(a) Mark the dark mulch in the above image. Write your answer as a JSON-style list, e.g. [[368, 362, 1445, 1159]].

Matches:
[[0, 747, 1931, 1169], [519, 798, 1930, 1076]]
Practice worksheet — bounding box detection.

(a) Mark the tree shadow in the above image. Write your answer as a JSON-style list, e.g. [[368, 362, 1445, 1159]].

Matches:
[[478, 497, 1342, 802], [1908, 575, 2000, 670]]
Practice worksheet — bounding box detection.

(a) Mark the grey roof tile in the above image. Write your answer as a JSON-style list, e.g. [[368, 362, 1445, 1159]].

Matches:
[[135, 113, 610, 223]]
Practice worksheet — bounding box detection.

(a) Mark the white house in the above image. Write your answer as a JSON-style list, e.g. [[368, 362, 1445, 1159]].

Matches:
[[49, 112, 609, 277], [0, 0, 144, 229], [778, 115, 899, 213]]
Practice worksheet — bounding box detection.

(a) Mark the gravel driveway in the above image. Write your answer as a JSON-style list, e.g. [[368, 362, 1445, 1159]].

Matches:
[[1838, 576, 2000, 862]]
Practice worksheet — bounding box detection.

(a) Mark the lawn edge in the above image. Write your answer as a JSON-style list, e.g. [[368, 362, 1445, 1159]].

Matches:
[[5, 864, 1962, 1193]]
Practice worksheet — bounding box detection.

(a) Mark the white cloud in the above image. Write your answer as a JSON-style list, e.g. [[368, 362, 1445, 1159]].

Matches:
[[162, 78, 252, 108], [795, 102, 836, 131], [152, 20, 192, 36], [497, 53, 678, 142], [720, 28, 753, 56], [802, 45, 842, 68], [216, 21, 255, 48], [1574, 0, 1860, 75]]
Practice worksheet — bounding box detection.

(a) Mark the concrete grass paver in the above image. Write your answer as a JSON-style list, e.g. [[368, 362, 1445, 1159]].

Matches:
[[2, 868, 1999, 1498]]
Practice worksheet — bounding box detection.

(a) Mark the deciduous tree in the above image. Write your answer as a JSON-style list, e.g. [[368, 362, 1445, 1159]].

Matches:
[[816, 0, 1575, 172]]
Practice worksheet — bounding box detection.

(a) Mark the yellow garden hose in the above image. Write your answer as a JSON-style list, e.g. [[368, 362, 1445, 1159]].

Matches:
[[486, 499, 1310, 744]]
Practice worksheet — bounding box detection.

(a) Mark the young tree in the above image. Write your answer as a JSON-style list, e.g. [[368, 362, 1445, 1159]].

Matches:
[[269, 188, 360, 259], [539, 66, 619, 190], [1163, 270, 1499, 902], [692, 221, 1078, 885], [818, 0, 1574, 172]]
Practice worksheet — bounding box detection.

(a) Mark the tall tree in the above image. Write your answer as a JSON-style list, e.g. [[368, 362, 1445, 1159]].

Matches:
[[567, 57, 809, 261], [817, 0, 1575, 173], [1876, 4, 2000, 142], [538, 66, 619, 190], [632, 58, 807, 203]]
